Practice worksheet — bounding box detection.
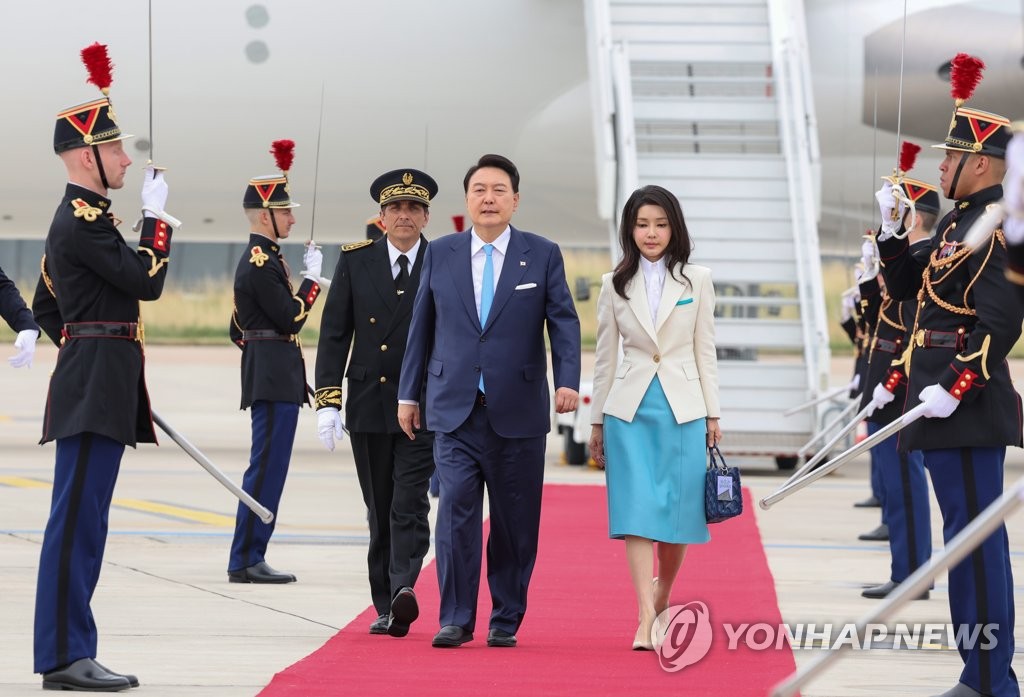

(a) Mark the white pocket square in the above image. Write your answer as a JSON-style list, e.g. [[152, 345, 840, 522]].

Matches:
[[515, 282, 537, 290]]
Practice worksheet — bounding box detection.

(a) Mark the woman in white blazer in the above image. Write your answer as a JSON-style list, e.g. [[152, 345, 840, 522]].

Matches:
[[588, 185, 721, 650]]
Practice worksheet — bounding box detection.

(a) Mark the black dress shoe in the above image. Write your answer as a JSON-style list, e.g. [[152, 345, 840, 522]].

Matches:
[[853, 495, 881, 508], [929, 683, 983, 697], [369, 613, 389, 635], [42, 657, 131, 692], [861, 580, 929, 600], [228, 561, 296, 584], [388, 587, 419, 638], [94, 661, 139, 688], [432, 625, 473, 648], [857, 523, 889, 541], [487, 628, 517, 647]]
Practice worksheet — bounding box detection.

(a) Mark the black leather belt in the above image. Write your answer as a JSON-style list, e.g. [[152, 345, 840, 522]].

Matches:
[[476, 390, 487, 407], [914, 328, 967, 350], [874, 337, 902, 354], [241, 329, 294, 342], [62, 322, 138, 340]]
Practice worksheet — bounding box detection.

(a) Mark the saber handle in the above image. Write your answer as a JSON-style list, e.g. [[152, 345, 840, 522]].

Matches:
[[151, 410, 274, 524], [783, 385, 849, 417], [797, 399, 859, 457], [769, 475, 1024, 697], [760, 402, 927, 510], [786, 403, 871, 485]]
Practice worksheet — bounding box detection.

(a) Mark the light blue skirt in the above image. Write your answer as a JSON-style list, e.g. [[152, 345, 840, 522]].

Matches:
[[604, 376, 710, 544]]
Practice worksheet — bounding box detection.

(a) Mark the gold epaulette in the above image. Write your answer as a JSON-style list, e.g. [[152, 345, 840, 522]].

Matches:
[[70, 198, 103, 222], [249, 245, 270, 267], [341, 239, 374, 252]]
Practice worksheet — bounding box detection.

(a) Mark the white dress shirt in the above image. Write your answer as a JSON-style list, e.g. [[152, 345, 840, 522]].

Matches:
[[639, 255, 667, 326], [470, 226, 510, 316], [386, 237, 421, 280]]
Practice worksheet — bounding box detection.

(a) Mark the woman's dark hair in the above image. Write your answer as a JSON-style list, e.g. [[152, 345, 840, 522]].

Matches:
[[463, 154, 520, 193], [612, 185, 692, 299]]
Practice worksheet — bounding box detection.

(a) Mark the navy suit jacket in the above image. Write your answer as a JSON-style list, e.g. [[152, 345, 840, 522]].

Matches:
[[398, 226, 581, 438]]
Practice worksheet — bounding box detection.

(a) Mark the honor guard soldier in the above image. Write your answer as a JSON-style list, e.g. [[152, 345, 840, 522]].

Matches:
[[873, 54, 1020, 697], [228, 141, 323, 584], [314, 169, 438, 637], [1, 265, 39, 368], [31, 43, 177, 691], [860, 176, 939, 598]]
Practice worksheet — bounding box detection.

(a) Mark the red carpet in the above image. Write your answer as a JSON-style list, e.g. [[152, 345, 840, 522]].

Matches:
[[260, 485, 796, 697]]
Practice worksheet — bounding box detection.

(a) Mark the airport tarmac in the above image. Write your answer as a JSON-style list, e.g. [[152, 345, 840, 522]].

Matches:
[[1, 345, 1021, 696]]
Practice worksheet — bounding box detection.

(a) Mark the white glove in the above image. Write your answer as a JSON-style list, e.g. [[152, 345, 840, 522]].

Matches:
[[141, 166, 169, 218], [860, 238, 878, 280], [317, 407, 345, 451], [303, 243, 323, 280], [876, 181, 906, 239], [1004, 216, 1024, 246], [918, 384, 959, 419], [8, 328, 37, 368], [1004, 133, 1024, 217], [847, 373, 861, 393], [840, 292, 858, 322], [865, 381, 896, 417]]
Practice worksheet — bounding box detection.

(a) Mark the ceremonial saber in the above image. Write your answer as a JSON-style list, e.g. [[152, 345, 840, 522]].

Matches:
[[151, 410, 274, 523], [308, 82, 325, 245], [786, 403, 871, 485], [148, 0, 154, 163], [760, 402, 927, 510], [769, 475, 1024, 697], [782, 385, 849, 417], [796, 399, 859, 457]]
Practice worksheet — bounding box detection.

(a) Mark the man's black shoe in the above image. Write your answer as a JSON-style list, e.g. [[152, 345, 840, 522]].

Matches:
[[432, 625, 473, 648], [388, 587, 419, 637], [94, 661, 139, 688], [861, 579, 929, 600], [487, 628, 517, 647], [369, 613, 389, 635], [228, 561, 296, 584], [853, 495, 881, 508], [857, 523, 889, 541], [42, 657, 131, 692]]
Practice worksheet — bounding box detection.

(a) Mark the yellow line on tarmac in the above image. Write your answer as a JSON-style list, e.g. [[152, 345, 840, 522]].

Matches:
[[0, 476, 50, 488], [112, 499, 235, 527]]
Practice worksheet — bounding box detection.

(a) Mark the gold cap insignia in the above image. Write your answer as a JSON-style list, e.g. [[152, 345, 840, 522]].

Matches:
[[403, 172, 413, 185]]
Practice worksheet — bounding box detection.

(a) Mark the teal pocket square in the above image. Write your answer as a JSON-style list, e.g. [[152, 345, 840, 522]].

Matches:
[[676, 298, 694, 306]]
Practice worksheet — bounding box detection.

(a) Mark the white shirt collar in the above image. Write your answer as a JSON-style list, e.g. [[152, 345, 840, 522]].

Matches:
[[470, 226, 511, 257], [640, 255, 666, 283], [386, 236, 421, 268]]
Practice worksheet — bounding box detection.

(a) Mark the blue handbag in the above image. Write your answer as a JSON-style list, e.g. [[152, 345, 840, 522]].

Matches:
[[705, 445, 743, 523]]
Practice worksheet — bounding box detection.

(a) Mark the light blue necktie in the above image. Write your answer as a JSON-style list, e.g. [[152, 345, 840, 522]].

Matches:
[[479, 243, 494, 392]]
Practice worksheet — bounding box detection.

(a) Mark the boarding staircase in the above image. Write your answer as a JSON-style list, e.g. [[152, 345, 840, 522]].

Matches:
[[584, 0, 833, 466]]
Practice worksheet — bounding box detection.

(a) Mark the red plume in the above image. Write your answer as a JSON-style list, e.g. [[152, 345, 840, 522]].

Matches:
[[80, 42, 114, 95], [949, 53, 985, 103], [270, 139, 295, 173], [898, 141, 921, 174], [452, 215, 465, 232]]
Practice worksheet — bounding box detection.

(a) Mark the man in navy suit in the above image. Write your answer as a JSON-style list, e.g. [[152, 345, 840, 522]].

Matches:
[[398, 154, 581, 648]]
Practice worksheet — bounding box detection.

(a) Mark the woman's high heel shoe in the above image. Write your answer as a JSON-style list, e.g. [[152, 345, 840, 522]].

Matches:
[[632, 620, 654, 650]]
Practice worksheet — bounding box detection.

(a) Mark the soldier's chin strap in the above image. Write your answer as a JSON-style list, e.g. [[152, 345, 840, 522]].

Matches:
[[948, 151, 970, 201], [268, 208, 281, 240], [91, 145, 110, 190]]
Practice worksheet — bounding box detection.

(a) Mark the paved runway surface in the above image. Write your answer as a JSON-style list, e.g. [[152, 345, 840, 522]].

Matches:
[[1, 345, 1021, 695]]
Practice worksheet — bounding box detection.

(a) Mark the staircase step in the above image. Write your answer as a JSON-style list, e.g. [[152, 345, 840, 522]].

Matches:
[[627, 42, 772, 63], [638, 154, 786, 179], [716, 318, 805, 349], [686, 219, 796, 241], [634, 99, 777, 122], [613, 23, 770, 45], [611, 4, 768, 24], [662, 198, 791, 221], [645, 176, 788, 200]]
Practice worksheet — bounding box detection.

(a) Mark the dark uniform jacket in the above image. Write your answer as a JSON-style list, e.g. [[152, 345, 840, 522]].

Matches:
[[1, 265, 38, 333], [31, 183, 173, 446], [230, 233, 320, 409], [878, 184, 1024, 450], [314, 236, 427, 433], [850, 275, 881, 398]]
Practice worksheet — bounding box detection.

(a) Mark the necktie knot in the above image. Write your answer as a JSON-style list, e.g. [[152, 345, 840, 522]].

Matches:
[[484, 243, 493, 258]]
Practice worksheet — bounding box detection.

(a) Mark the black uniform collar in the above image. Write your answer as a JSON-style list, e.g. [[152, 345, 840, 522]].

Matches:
[[65, 182, 112, 211], [953, 184, 1003, 218], [248, 232, 281, 254]]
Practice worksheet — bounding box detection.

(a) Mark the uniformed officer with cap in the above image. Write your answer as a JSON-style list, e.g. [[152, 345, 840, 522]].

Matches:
[[873, 54, 1021, 697], [860, 179, 939, 599], [227, 141, 323, 584], [1, 265, 39, 368], [315, 168, 437, 637], [31, 42, 177, 692]]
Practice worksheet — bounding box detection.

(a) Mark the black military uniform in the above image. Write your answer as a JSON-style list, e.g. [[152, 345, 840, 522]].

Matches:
[[877, 97, 1020, 696], [1, 265, 39, 335], [227, 156, 320, 583], [315, 168, 437, 637], [31, 48, 175, 692]]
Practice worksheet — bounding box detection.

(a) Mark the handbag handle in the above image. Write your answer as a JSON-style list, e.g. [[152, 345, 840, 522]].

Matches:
[[707, 444, 729, 472]]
